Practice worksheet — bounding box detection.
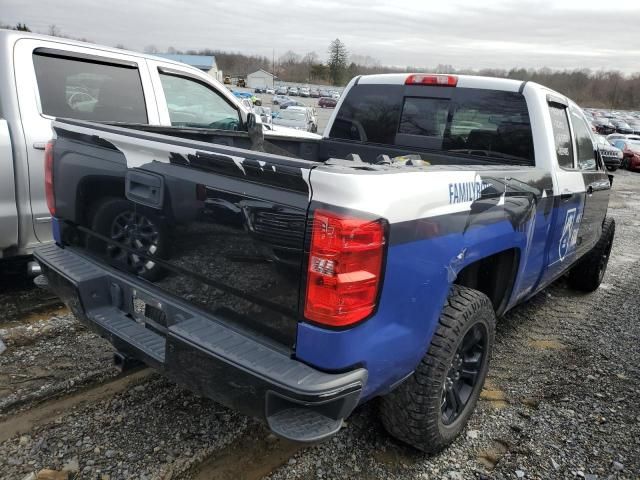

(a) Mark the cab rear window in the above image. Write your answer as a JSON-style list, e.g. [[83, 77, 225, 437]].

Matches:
[[329, 84, 534, 165]]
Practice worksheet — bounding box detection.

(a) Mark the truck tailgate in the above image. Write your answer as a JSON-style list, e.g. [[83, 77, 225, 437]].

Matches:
[[51, 120, 313, 348]]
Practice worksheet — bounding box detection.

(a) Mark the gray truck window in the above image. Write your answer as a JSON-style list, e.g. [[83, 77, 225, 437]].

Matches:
[[570, 109, 597, 171], [159, 73, 240, 130], [33, 53, 148, 123], [549, 105, 574, 169], [328, 85, 403, 144]]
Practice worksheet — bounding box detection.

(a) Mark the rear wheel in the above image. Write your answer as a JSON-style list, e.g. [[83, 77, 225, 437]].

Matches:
[[568, 217, 615, 292], [88, 198, 169, 281], [379, 285, 495, 453]]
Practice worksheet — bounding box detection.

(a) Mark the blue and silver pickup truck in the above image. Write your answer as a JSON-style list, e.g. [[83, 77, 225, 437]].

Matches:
[[36, 73, 614, 453]]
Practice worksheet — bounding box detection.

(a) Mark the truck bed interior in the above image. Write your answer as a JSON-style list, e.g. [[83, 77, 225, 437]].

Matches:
[[117, 123, 535, 167]]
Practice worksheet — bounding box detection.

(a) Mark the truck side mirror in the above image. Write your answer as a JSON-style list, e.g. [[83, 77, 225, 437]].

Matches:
[[247, 112, 257, 130], [246, 113, 265, 152]]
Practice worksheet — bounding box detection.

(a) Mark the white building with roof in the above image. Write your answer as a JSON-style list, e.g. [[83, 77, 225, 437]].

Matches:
[[247, 70, 275, 89]]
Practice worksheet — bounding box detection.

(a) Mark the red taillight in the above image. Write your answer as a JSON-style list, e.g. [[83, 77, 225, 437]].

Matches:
[[304, 209, 386, 327], [44, 141, 55, 216], [405, 74, 458, 87]]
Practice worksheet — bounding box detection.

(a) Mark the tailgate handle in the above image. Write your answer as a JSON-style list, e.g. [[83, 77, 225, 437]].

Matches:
[[125, 170, 164, 209]]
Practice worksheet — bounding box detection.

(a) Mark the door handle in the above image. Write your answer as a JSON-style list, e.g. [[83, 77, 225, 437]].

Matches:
[[560, 190, 573, 201]]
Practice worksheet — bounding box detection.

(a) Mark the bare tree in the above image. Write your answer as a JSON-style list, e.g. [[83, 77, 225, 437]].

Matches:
[[144, 45, 159, 54], [48, 24, 61, 37]]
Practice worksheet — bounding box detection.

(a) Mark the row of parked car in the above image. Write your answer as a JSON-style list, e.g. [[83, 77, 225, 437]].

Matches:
[[586, 109, 640, 136], [271, 85, 341, 99], [594, 132, 640, 172], [585, 109, 640, 172]]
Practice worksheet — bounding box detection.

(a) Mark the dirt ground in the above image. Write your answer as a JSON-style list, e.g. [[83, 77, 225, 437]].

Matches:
[[0, 170, 638, 480]]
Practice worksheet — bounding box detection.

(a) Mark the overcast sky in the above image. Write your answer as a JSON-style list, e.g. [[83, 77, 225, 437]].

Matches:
[[4, 0, 640, 73]]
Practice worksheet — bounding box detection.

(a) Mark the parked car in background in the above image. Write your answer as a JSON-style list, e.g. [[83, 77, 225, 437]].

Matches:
[[278, 98, 306, 109], [319, 89, 330, 97], [272, 105, 317, 132], [594, 134, 622, 171], [288, 86, 299, 96], [310, 88, 320, 98], [254, 86, 266, 94], [275, 86, 288, 95], [266, 87, 275, 95], [593, 118, 616, 135], [299, 87, 310, 97], [611, 119, 633, 134], [607, 133, 640, 142], [607, 133, 627, 142], [627, 120, 640, 135], [610, 139, 640, 171], [253, 105, 272, 126], [272, 94, 290, 105], [318, 96, 338, 108]]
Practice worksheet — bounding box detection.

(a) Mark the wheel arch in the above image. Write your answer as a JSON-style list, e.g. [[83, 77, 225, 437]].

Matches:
[[454, 248, 520, 316], [76, 175, 126, 227]]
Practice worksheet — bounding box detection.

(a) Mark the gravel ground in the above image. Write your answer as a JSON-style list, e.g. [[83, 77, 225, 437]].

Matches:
[[0, 170, 638, 480]]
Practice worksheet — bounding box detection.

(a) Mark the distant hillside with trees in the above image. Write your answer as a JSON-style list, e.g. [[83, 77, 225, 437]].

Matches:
[[3, 21, 640, 110], [155, 38, 640, 110]]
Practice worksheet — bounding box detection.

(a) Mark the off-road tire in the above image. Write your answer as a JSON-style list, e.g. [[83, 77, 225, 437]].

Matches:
[[88, 198, 169, 281], [379, 285, 496, 453], [567, 217, 615, 292]]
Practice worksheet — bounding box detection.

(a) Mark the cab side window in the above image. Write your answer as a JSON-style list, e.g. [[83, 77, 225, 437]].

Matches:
[[159, 73, 240, 131], [570, 109, 597, 171], [33, 52, 148, 123], [549, 104, 574, 169]]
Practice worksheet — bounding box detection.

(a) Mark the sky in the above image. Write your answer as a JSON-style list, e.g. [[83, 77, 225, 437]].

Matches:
[[4, 0, 640, 73]]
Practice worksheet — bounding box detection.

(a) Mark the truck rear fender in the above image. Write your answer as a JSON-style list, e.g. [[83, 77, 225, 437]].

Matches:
[[454, 248, 520, 316]]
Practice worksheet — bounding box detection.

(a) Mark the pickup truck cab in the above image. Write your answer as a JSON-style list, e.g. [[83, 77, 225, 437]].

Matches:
[[0, 29, 317, 266], [36, 73, 614, 452]]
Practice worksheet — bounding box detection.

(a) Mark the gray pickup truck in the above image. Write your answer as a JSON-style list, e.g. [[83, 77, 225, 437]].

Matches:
[[37, 73, 614, 452], [0, 29, 317, 270]]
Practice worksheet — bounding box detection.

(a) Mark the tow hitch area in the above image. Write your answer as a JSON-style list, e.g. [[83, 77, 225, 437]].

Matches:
[[113, 351, 144, 372]]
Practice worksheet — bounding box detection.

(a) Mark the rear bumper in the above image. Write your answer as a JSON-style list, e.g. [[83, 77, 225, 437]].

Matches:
[[34, 243, 367, 442]]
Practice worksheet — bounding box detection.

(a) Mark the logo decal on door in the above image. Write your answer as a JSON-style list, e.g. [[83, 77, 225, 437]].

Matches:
[[559, 208, 578, 262]]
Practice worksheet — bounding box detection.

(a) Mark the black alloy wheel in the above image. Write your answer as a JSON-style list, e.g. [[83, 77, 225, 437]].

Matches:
[[441, 323, 488, 425]]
